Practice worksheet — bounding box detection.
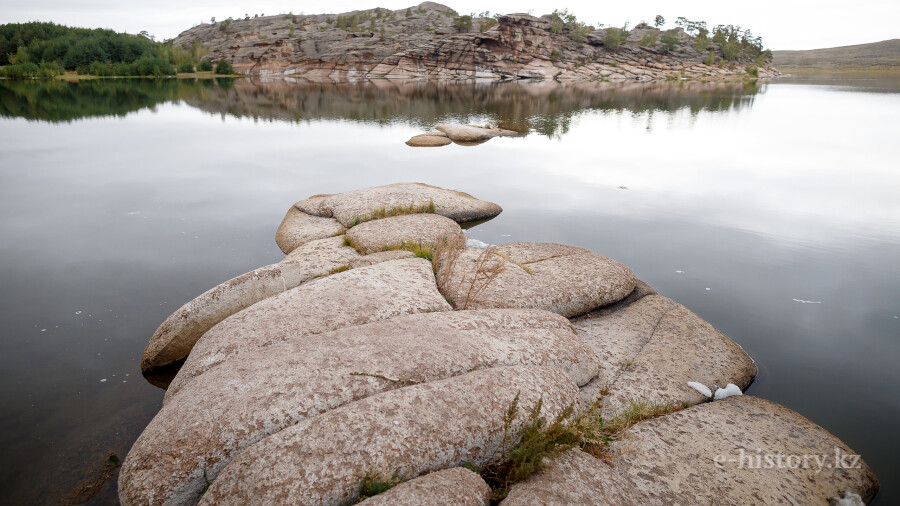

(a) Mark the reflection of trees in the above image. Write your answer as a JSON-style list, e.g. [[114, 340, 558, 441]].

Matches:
[[0, 79, 185, 122], [1, 78, 762, 136]]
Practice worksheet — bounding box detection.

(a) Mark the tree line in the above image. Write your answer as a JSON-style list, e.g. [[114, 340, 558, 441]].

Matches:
[[0, 22, 233, 79]]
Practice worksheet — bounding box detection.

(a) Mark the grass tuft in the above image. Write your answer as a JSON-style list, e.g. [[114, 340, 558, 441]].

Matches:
[[359, 470, 402, 499], [328, 265, 350, 274], [348, 200, 436, 227], [477, 396, 688, 502]]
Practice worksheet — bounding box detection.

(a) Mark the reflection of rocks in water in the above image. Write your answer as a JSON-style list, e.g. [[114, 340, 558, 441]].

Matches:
[[185, 78, 764, 139], [1, 78, 763, 140], [407, 124, 518, 147]]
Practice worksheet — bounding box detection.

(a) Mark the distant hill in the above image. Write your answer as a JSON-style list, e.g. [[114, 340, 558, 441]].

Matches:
[[772, 39, 900, 67]]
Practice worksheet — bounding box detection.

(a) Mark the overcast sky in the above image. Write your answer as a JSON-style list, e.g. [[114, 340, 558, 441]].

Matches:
[[1, 0, 897, 50]]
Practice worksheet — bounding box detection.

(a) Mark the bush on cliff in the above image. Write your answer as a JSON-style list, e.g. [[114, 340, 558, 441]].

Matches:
[[198, 59, 213, 71], [603, 28, 627, 50], [661, 30, 679, 52], [214, 60, 234, 75]]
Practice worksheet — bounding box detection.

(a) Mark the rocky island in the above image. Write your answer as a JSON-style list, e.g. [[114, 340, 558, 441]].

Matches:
[[173, 2, 780, 81], [123, 183, 877, 505]]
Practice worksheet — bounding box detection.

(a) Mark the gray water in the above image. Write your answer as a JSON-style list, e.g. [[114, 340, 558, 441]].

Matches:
[[1, 76, 898, 504]]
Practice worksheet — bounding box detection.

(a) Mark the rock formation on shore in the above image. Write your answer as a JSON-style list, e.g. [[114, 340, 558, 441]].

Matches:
[[125, 183, 877, 505], [173, 2, 779, 81]]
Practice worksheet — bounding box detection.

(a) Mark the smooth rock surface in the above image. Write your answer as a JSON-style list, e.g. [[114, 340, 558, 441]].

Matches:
[[346, 213, 463, 254], [406, 133, 452, 147], [141, 236, 358, 371], [348, 249, 416, 269], [201, 366, 579, 506], [275, 206, 345, 254], [120, 309, 598, 505], [435, 124, 517, 143], [437, 242, 636, 318], [293, 182, 502, 227], [502, 396, 879, 505], [279, 234, 359, 264], [359, 468, 490, 505], [573, 295, 757, 415], [164, 258, 450, 399]]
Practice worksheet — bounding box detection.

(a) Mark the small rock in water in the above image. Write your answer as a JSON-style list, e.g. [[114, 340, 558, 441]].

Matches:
[[465, 238, 491, 249], [713, 383, 742, 400], [100, 379, 107, 383], [687, 381, 712, 398], [828, 491, 865, 506], [792, 298, 822, 304]]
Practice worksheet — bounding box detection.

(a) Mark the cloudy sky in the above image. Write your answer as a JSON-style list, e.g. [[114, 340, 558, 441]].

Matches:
[[1, 0, 897, 50]]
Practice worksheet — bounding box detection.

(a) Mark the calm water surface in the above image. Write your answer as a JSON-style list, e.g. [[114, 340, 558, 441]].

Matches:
[[1, 76, 898, 504]]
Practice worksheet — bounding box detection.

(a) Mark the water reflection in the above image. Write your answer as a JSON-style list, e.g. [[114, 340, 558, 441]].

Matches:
[[0, 78, 764, 137]]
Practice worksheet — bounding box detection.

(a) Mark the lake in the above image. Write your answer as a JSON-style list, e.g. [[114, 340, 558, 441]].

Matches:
[[1, 75, 898, 504]]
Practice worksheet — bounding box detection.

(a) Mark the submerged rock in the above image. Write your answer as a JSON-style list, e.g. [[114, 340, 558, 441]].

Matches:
[[437, 242, 635, 318], [120, 309, 595, 505], [292, 182, 503, 227], [200, 366, 579, 506], [358, 468, 490, 505], [502, 396, 879, 505], [346, 213, 463, 254], [141, 236, 358, 372], [165, 257, 450, 399]]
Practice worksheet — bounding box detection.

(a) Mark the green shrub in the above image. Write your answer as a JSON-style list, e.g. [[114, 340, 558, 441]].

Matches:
[[705, 50, 716, 66], [198, 59, 213, 71], [549, 49, 562, 62], [603, 28, 627, 50], [640, 33, 658, 47], [214, 60, 234, 74], [480, 18, 498, 32], [453, 15, 473, 33], [660, 30, 679, 51], [746, 65, 758, 77], [177, 62, 194, 73]]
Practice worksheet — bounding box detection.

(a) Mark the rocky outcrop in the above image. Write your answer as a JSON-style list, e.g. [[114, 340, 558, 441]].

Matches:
[[436, 242, 636, 317], [199, 366, 578, 505], [173, 3, 780, 82], [358, 468, 490, 505], [164, 258, 451, 399], [434, 124, 518, 143], [573, 294, 757, 415], [124, 183, 876, 506], [141, 236, 359, 371], [275, 206, 344, 254], [345, 213, 463, 254], [502, 396, 879, 505], [294, 182, 502, 226], [120, 309, 596, 505]]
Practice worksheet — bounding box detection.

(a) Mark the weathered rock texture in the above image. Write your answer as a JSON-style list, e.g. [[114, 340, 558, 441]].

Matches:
[[127, 183, 876, 506], [200, 366, 579, 505], [359, 468, 490, 505], [437, 242, 635, 318], [165, 258, 450, 399], [173, 3, 779, 81], [275, 206, 345, 254], [435, 124, 518, 143], [121, 309, 594, 505], [141, 236, 358, 371], [293, 182, 502, 227], [502, 396, 879, 505], [573, 294, 757, 415], [346, 213, 463, 254]]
